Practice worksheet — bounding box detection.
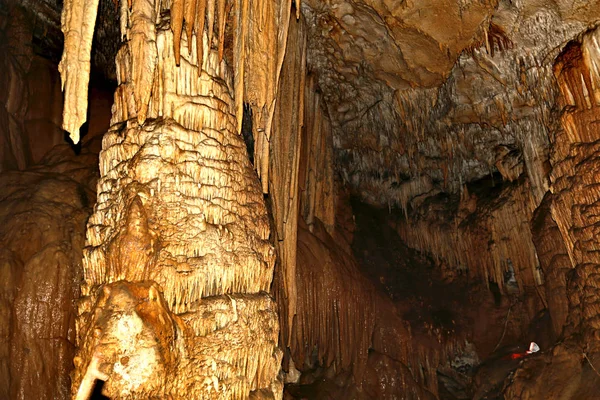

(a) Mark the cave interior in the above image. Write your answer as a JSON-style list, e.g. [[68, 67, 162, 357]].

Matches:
[[1, 0, 600, 398]]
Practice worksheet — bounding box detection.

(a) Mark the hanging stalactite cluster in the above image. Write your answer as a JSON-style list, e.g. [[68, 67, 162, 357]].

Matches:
[[59, 0, 298, 142]]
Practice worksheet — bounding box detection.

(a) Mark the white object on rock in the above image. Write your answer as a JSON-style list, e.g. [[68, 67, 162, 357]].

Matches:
[[526, 342, 540, 354]]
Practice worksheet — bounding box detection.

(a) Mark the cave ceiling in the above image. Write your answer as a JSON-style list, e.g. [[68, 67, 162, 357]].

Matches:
[[19, 0, 600, 207]]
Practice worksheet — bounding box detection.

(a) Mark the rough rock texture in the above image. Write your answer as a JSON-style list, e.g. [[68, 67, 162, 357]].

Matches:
[[0, 5, 66, 172], [550, 28, 600, 339], [10, 0, 600, 398], [267, 11, 306, 337], [0, 142, 99, 399], [66, 0, 284, 398], [503, 25, 600, 400], [299, 73, 336, 234], [531, 192, 570, 338], [302, 0, 600, 209], [284, 219, 439, 399], [395, 177, 542, 292]]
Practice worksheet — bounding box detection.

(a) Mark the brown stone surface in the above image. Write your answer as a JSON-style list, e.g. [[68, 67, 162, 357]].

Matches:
[[0, 143, 98, 399], [8, 0, 600, 398]]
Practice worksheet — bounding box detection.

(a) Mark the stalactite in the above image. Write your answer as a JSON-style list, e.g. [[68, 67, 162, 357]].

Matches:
[[171, 0, 184, 65], [268, 11, 306, 340], [217, 0, 226, 61], [58, 0, 100, 143], [299, 73, 336, 233], [245, 0, 294, 193], [233, 0, 248, 134], [283, 218, 470, 397], [395, 179, 541, 293], [207, 0, 216, 54], [185, 0, 197, 53], [195, 0, 206, 71], [130, 0, 158, 124]]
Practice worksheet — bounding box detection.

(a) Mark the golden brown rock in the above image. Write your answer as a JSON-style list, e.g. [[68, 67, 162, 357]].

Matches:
[[299, 73, 336, 233], [58, 0, 100, 143], [171, 0, 184, 65], [268, 11, 306, 338], [63, 0, 283, 397], [551, 27, 600, 339], [196, 0, 207, 71], [531, 193, 570, 338]]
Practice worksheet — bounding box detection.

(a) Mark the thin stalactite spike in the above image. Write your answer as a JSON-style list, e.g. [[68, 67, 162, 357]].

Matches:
[[207, 0, 215, 52], [217, 0, 226, 62], [196, 0, 206, 74], [185, 0, 197, 54], [172, 0, 184, 65]]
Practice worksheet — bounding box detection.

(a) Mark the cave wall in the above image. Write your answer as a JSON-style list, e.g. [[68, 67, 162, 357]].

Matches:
[[0, 142, 99, 399], [0, 6, 65, 172], [0, 6, 111, 396], [503, 25, 600, 400], [550, 27, 600, 344]]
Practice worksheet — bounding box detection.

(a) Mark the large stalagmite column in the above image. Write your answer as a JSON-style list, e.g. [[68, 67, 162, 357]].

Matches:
[[550, 27, 600, 345], [60, 0, 283, 398]]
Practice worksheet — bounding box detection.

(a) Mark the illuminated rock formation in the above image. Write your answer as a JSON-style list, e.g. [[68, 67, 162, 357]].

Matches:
[[59, 0, 288, 397], [6, 0, 600, 398]]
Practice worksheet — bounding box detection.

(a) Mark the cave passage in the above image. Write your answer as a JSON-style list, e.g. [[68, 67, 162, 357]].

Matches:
[[2, 0, 600, 399]]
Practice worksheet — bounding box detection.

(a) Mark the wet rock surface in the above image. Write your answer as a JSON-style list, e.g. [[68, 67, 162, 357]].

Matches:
[[0, 140, 100, 399]]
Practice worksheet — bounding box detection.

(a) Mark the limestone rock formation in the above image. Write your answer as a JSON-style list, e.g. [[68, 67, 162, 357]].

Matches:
[[5, 0, 600, 398], [502, 25, 600, 400], [0, 142, 99, 399], [60, 0, 285, 397]]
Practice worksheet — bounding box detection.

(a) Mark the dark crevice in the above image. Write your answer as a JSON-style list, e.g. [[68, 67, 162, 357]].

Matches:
[[90, 379, 110, 400]]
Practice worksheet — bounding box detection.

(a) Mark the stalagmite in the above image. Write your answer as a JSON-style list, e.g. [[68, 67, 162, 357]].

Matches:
[[60, 0, 288, 397]]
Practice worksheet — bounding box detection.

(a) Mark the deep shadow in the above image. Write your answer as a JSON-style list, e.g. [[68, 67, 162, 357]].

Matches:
[[90, 379, 110, 400], [241, 103, 254, 165]]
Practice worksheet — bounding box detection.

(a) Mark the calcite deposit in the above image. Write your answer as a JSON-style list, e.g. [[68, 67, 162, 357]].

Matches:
[[4, 0, 600, 398], [0, 142, 99, 399], [59, 0, 286, 397]]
